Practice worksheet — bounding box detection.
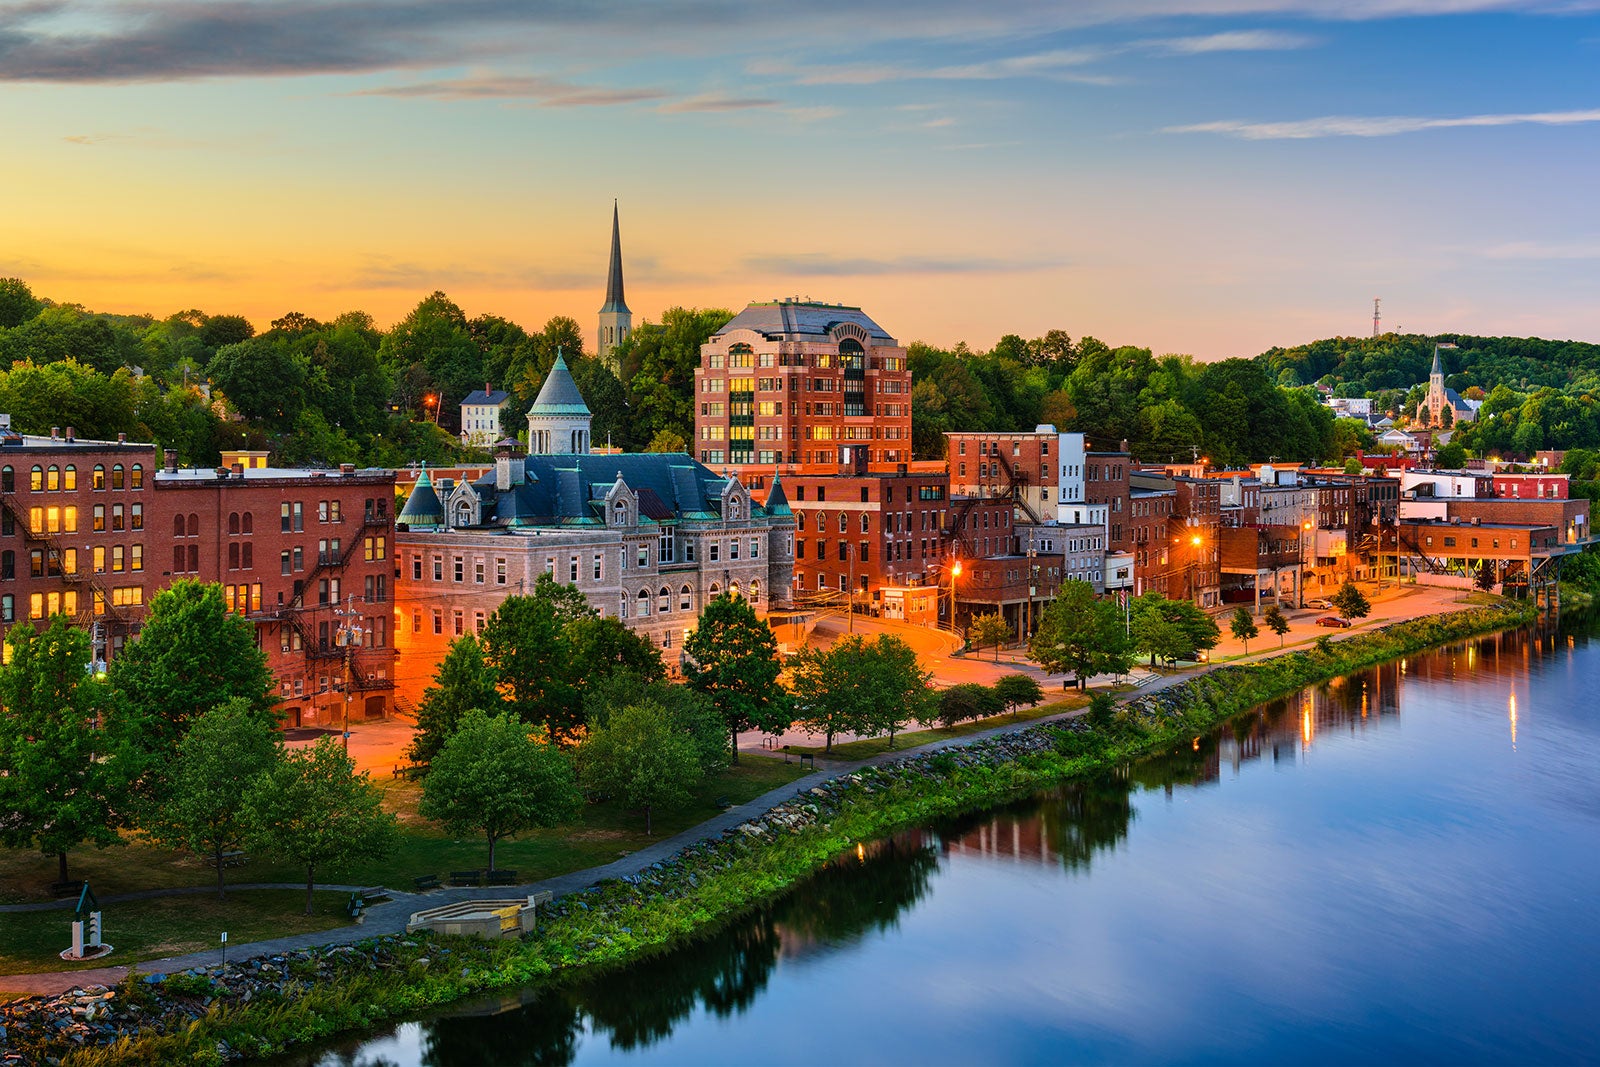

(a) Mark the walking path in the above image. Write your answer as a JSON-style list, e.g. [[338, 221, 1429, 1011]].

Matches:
[[0, 583, 1473, 996]]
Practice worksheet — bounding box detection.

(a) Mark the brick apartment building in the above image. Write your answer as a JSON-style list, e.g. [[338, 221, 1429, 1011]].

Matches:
[[694, 300, 912, 470], [783, 469, 948, 611], [0, 425, 398, 727]]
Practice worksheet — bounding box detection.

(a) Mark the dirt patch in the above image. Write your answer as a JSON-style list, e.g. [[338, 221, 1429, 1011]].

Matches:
[[565, 830, 630, 842]]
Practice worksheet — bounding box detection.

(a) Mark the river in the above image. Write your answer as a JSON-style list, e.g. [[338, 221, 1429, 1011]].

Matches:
[[292, 618, 1600, 1066]]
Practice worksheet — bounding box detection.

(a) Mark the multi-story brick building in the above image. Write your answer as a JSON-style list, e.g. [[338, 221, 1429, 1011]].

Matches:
[[694, 300, 911, 470], [1129, 482, 1178, 596], [0, 423, 399, 726], [783, 469, 948, 610]]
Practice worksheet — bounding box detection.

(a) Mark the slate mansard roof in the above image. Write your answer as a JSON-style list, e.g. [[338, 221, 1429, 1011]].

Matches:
[[714, 300, 897, 345], [404, 452, 783, 530]]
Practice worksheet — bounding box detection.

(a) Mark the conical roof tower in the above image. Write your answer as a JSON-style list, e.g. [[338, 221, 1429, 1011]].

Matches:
[[526, 351, 593, 455], [398, 465, 445, 529]]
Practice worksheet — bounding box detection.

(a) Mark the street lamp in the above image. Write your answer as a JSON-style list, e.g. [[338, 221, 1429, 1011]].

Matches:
[[949, 557, 962, 637], [1299, 519, 1313, 608], [1188, 533, 1202, 604]]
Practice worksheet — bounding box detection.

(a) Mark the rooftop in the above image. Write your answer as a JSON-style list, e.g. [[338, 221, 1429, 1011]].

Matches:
[[714, 300, 897, 345]]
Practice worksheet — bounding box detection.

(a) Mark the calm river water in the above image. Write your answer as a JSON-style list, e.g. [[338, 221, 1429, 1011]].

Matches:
[[294, 619, 1600, 1066]]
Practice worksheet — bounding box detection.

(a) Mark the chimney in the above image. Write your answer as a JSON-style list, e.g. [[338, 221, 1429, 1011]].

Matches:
[[496, 454, 512, 491], [340, 463, 355, 476], [65, 426, 75, 442], [50, 426, 59, 440], [232, 462, 245, 476], [164, 449, 178, 472], [117, 433, 126, 443]]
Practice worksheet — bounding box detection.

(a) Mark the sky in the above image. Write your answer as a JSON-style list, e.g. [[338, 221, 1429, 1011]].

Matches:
[[2, 0, 1598, 360]]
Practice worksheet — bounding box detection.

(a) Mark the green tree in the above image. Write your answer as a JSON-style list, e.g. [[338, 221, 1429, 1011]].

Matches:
[[684, 594, 790, 762], [616, 307, 735, 449], [0, 617, 123, 883], [378, 291, 483, 430], [1436, 441, 1467, 469], [566, 615, 664, 684], [788, 642, 866, 754], [1131, 593, 1220, 666], [146, 699, 280, 898], [579, 703, 703, 835], [420, 709, 582, 871], [994, 674, 1044, 718], [1028, 581, 1133, 688], [110, 579, 276, 791], [857, 635, 931, 748], [936, 683, 1003, 727], [208, 337, 309, 427], [645, 428, 689, 453], [967, 612, 1012, 662], [480, 587, 579, 743], [0, 277, 43, 328], [1331, 580, 1371, 620], [407, 635, 503, 765], [1263, 604, 1291, 647], [581, 671, 728, 775], [244, 737, 397, 915], [1229, 607, 1259, 655]]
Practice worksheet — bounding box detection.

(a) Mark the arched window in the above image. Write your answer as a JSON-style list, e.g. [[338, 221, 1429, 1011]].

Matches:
[[658, 586, 671, 613], [680, 584, 692, 611], [861, 514, 870, 533], [839, 337, 865, 371], [729, 581, 741, 598], [796, 512, 806, 531], [30, 466, 42, 491], [63, 465, 76, 491], [173, 545, 185, 572], [46, 466, 59, 492], [92, 465, 104, 490], [709, 582, 721, 597], [186, 513, 199, 537], [228, 512, 241, 535], [241, 512, 253, 534], [750, 579, 760, 602], [111, 464, 124, 490], [838, 513, 847, 533], [637, 588, 651, 616], [455, 501, 472, 527], [130, 464, 143, 489], [612, 500, 628, 525], [0, 466, 12, 492], [173, 515, 186, 538]]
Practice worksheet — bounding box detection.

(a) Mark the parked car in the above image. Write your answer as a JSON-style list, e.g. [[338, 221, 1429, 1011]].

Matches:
[[1307, 598, 1333, 610], [1315, 615, 1352, 628]]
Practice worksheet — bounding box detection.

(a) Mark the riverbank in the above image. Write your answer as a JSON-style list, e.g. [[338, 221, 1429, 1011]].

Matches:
[[0, 600, 1538, 1066]]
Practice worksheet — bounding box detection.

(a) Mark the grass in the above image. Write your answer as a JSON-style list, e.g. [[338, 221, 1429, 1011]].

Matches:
[[0, 754, 807, 977], [787, 694, 1088, 760], [0, 890, 351, 976]]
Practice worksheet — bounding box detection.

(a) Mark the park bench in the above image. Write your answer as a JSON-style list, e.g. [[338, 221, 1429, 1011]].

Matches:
[[49, 880, 85, 898], [357, 885, 390, 904], [449, 869, 482, 887], [214, 851, 248, 869], [484, 869, 519, 887], [413, 874, 441, 891]]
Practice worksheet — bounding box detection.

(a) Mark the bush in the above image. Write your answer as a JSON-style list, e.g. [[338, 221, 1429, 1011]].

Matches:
[[1087, 692, 1116, 729]]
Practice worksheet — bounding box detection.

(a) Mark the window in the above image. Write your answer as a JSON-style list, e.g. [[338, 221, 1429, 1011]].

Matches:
[[453, 556, 464, 582], [710, 542, 720, 563], [130, 503, 142, 530], [637, 588, 651, 616], [433, 555, 443, 581], [473, 558, 485, 584], [593, 553, 603, 581], [412, 609, 422, 634], [112, 464, 124, 490], [680, 584, 692, 611], [1, 594, 10, 622], [412, 555, 423, 580], [570, 556, 579, 582], [496, 558, 507, 585], [229, 512, 241, 535], [112, 504, 124, 531], [0, 467, 11, 492], [112, 545, 124, 572], [730, 539, 739, 561], [95, 547, 107, 573], [92, 464, 104, 490], [750, 538, 760, 559], [130, 544, 142, 572], [637, 544, 649, 568], [659, 586, 670, 613], [30, 465, 42, 491], [63, 465, 76, 491], [131, 464, 143, 489], [453, 610, 463, 636], [432, 609, 443, 634]]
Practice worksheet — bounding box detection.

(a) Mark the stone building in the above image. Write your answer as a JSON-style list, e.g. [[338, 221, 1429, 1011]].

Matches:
[[394, 364, 794, 700]]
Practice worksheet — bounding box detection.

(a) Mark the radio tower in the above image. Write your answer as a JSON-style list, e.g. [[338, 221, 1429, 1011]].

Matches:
[[1372, 297, 1381, 337]]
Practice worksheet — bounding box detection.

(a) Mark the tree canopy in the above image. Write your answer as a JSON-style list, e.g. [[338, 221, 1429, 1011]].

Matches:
[[683, 593, 790, 761], [1028, 580, 1133, 686]]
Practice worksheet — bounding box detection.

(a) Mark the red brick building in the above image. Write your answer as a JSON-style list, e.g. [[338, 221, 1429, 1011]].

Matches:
[[694, 300, 911, 470], [783, 470, 950, 612], [0, 426, 397, 727]]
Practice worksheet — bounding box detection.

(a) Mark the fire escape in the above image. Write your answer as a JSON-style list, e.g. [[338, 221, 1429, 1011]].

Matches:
[[0, 492, 129, 638]]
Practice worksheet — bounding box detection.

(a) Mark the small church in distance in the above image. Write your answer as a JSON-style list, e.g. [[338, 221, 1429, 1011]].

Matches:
[[1413, 343, 1479, 429]]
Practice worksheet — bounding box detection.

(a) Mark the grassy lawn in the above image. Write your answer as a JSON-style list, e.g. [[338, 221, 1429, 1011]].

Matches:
[[0, 890, 352, 976], [788, 694, 1088, 760], [0, 754, 808, 907]]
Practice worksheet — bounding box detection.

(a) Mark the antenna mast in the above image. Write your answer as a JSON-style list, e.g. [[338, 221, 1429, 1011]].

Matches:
[[1372, 297, 1381, 337]]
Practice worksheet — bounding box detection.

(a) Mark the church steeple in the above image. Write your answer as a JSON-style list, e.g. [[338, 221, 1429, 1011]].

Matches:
[[598, 201, 632, 372]]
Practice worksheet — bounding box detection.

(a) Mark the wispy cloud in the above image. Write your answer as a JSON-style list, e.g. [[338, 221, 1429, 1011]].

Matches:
[[659, 93, 780, 113], [352, 74, 665, 106], [743, 252, 1062, 276], [1166, 107, 1600, 139], [1144, 30, 1316, 54], [750, 47, 1118, 86]]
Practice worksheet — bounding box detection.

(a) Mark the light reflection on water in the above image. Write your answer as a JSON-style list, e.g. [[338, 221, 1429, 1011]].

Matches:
[[288, 617, 1600, 1067]]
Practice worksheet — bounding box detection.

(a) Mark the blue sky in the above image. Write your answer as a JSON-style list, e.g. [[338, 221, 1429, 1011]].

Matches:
[[1, 1, 1597, 358]]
